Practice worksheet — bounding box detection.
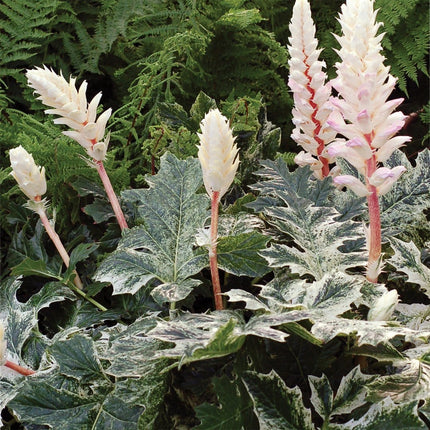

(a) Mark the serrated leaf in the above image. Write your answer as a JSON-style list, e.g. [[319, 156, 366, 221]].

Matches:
[[217, 232, 270, 277], [250, 160, 366, 280], [331, 366, 375, 416], [257, 272, 365, 319], [339, 398, 426, 430], [83, 197, 115, 223], [195, 375, 257, 430], [242, 370, 314, 430], [367, 359, 430, 403], [95, 153, 208, 301], [309, 374, 333, 422], [9, 380, 144, 430], [0, 278, 73, 363], [189, 91, 217, 128], [311, 318, 430, 347], [381, 149, 430, 238], [49, 335, 104, 381], [260, 202, 365, 279], [147, 310, 311, 365], [388, 238, 430, 297], [10, 257, 60, 280], [301, 273, 364, 318]]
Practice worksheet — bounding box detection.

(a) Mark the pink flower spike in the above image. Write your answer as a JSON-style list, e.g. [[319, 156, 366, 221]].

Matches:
[[333, 175, 370, 197], [287, 0, 332, 178]]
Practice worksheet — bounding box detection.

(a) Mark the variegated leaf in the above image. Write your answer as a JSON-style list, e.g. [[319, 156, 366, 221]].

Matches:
[[94, 153, 208, 301], [388, 238, 430, 297]]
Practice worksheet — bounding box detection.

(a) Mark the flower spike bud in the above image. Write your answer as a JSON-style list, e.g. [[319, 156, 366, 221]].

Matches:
[[26, 66, 111, 162], [288, 0, 334, 178], [9, 146, 46, 202], [197, 109, 239, 311], [197, 109, 239, 199], [368, 290, 398, 321]]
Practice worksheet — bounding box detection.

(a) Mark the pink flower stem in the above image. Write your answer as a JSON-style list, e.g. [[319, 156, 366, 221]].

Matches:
[[37, 206, 83, 290], [210, 191, 224, 310], [4, 359, 35, 376], [365, 141, 381, 283], [95, 160, 128, 231]]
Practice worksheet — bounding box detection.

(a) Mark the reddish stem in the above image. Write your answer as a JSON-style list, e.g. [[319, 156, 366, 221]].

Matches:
[[37, 207, 83, 289], [95, 161, 128, 230], [4, 360, 35, 376], [364, 136, 381, 283], [209, 191, 223, 310]]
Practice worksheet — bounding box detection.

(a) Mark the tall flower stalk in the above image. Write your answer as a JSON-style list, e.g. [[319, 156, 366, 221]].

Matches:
[[9, 146, 107, 311], [197, 109, 239, 310], [10, 146, 83, 290], [327, 0, 410, 282], [1, 322, 35, 376], [26, 67, 128, 231], [287, 0, 336, 179]]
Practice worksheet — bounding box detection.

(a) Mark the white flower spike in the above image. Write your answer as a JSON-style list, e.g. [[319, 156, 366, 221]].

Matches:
[[26, 66, 111, 161], [26, 66, 128, 230], [288, 0, 335, 179], [327, 0, 410, 283], [197, 109, 239, 199], [9, 146, 46, 201]]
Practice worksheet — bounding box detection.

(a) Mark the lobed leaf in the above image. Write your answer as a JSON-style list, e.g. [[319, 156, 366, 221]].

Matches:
[[242, 370, 314, 430], [95, 153, 208, 301], [388, 237, 430, 297]]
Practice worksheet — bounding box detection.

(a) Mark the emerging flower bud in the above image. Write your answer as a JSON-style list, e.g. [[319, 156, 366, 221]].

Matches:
[[10, 146, 47, 201], [26, 66, 112, 161], [368, 290, 398, 321], [197, 109, 239, 199], [0, 322, 6, 365]]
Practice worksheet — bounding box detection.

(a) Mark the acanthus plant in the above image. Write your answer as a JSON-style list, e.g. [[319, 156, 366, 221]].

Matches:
[[0, 0, 429, 428], [287, 0, 411, 283]]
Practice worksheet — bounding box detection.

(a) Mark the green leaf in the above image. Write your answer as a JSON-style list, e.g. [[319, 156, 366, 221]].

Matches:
[[242, 370, 314, 430], [251, 160, 366, 280], [9, 380, 144, 430], [189, 91, 218, 128], [339, 398, 426, 430], [218, 8, 263, 30], [331, 366, 375, 416], [195, 375, 257, 430], [95, 153, 208, 301], [311, 318, 430, 347], [381, 149, 430, 239], [309, 374, 333, 422], [217, 232, 270, 277], [11, 257, 60, 280], [0, 278, 73, 363], [49, 335, 105, 381], [388, 238, 430, 297], [300, 273, 364, 318], [83, 197, 115, 223], [367, 359, 430, 403], [148, 310, 312, 366]]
